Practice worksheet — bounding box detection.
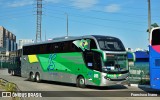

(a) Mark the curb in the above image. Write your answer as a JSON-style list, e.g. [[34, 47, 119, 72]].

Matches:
[[129, 84, 150, 88]]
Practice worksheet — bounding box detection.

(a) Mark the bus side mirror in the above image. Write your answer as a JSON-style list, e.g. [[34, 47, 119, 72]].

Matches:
[[127, 51, 136, 62]]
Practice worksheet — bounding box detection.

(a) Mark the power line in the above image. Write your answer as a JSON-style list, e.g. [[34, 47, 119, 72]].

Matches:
[[45, 9, 147, 25], [45, 14, 145, 33]]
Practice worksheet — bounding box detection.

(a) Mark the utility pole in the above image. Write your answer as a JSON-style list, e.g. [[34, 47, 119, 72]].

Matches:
[[65, 13, 69, 37], [45, 30, 46, 41], [36, 0, 42, 42], [148, 0, 151, 40]]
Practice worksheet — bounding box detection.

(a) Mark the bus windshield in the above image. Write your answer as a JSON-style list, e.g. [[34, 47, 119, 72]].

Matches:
[[151, 29, 160, 45], [102, 54, 128, 73], [96, 37, 125, 51]]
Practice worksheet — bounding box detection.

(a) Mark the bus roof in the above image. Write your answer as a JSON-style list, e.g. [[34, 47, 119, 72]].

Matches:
[[23, 35, 119, 47]]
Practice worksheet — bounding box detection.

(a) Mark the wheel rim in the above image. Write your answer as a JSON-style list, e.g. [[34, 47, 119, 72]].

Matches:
[[31, 74, 34, 79], [12, 71, 14, 75], [36, 74, 39, 81], [80, 78, 84, 85]]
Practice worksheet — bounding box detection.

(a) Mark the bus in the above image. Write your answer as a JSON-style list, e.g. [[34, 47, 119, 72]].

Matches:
[[8, 49, 22, 76], [21, 35, 131, 88], [149, 27, 160, 89]]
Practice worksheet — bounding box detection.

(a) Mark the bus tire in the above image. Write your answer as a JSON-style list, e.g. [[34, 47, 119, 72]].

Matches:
[[11, 70, 15, 76], [29, 72, 35, 82], [35, 73, 41, 83], [77, 76, 86, 88]]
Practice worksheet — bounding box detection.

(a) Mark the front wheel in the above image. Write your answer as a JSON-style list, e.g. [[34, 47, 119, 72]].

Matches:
[[77, 76, 86, 88]]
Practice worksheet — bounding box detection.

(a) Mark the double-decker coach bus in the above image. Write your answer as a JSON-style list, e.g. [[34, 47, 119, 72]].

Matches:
[[21, 35, 130, 88], [149, 27, 160, 89]]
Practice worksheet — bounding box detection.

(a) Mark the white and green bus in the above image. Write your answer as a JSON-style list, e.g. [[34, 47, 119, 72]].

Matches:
[[21, 35, 130, 88]]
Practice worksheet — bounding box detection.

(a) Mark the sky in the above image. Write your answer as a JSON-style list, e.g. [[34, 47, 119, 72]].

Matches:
[[0, 0, 159, 50]]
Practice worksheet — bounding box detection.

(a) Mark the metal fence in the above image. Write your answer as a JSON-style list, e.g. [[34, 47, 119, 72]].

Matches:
[[0, 61, 10, 69], [129, 64, 150, 85]]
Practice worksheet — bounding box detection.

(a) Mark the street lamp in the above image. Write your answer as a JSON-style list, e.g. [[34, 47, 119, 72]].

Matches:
[[65, 13, 69, 37]]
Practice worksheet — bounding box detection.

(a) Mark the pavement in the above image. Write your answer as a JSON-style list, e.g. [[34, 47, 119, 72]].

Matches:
[[0, 68, 160, 100]]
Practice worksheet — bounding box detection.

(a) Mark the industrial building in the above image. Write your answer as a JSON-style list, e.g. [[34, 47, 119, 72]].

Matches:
[[0, 26, 17, 67], [0, 26, 17, 52]]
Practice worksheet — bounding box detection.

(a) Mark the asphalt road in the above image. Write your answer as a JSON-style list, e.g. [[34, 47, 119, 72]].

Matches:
[[0, 69, 160, 100]]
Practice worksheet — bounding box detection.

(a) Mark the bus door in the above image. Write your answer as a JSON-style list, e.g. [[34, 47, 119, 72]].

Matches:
[[150, 27, 160, 89], [84, 51, 102, 84]]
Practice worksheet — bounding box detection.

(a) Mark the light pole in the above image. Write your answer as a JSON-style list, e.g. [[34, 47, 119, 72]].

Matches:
[[148, 0, 151, 41], [65, 13, 69, 37]]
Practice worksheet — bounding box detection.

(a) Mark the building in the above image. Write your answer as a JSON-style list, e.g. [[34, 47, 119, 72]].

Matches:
[[0, 26, 17, 66], [18, 39, 34, 49], [0, 26, 17, 52]]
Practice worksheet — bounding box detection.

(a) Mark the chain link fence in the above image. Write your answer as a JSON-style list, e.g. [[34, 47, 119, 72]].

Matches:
[[129, 63, 150, 85]]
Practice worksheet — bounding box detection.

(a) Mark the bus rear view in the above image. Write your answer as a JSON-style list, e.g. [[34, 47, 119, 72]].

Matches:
[[150, 27, 160, 89]]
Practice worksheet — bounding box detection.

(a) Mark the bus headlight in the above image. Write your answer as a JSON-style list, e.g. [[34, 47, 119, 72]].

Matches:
[[104, 76, 110, 80], [125, 76, 129, 80]]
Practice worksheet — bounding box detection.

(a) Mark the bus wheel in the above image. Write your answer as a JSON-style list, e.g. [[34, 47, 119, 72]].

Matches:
[[77, 76, 86, 88], [11, 70, 15, 76], [35, 73, 41, 83], [29, 72, 35, 82]]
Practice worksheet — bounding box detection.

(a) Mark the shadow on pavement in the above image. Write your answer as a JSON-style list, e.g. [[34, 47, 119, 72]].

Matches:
[[24, 79, 127, 90], [86, 85, 127, 90], [138, 85, 160, 95]]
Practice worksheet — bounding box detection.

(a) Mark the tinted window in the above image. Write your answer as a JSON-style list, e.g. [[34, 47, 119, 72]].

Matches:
[[90, 39, 97, 49], [83, 51, 102, 72], [152, 29, 160, 45], [96, 37, 125, 51], [23, 40, 81, 55]]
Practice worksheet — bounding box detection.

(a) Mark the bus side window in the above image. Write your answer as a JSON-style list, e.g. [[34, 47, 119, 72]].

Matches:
[[84, 52, 94, 69], [49, 43, 55, 53], [71, 40, 81, 52], [63, 42, 69, 52], [68, 41, 74, 52], [90, 39, 97, 49], [31, 45, 36, 54], [60, 42, 64, 52], [70, 42, 76, 52], [93, 52, 102, 71], [152, 29, 160, 45]]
